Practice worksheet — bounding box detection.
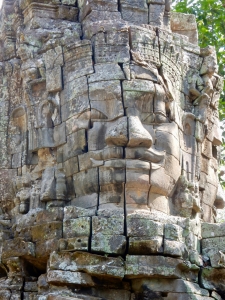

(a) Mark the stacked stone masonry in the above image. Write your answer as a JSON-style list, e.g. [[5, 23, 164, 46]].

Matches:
[[0, 0, 224, 299]]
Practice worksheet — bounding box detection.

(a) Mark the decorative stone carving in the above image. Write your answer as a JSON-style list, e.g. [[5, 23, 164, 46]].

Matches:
[[0, 0, 224, 299]]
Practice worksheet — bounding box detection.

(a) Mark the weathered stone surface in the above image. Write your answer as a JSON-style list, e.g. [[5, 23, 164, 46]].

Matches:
[[31, 222, 62, 242], [88, 63, 125, 83], [49, 251, 125, 279], [127, 215, 163, 237], [93, 29, 130, 64], [59, 236, 89, 252], [201, 222, 225, 239], [164, 240, 186, 257], [125, 255, 199, 281], [0, 290, 11, 300], [64, 206, 96, 220], [201, 267, 225, 293], [202, 237, 225, 254], [71, 193, 98, 209], [47, 270, 94, 286], [91, 233, 127, 255], [121, 0, 148, 25], [2, 238, 35, 260], [63, 218, 91, 238], [171, 12, 198, 45], [129, 236, 163, 254], [131, 278, 209, 296], [164, 293, 212, 300], [73, 168, 99, 197], [92, 216, 124, 235], [0, 0, 223, 297]]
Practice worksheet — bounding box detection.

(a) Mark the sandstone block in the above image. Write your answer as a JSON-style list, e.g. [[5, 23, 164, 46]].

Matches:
[[53, 122, 66, 148], [88, 63, 125, 83], [59, 237, 89, 252], [99, 183, 124, 207], [165, 224, 183, 241], [0, 290, 11, 300], [65, 111, 90, 136], [201, 267, 225, 293], [61, 92, 90, 122], [125, 187, 149, 205], [36, 238, 59, 260], [94, 29, 130, 64], [63, 156, 79, 177], [62, 0, 76, 4], [150, 165, 172, 197], [127, 216, 164, 237], [73, 168, 99, 197], [46, 66, 62, 92], [202, 237, 225, 254], [125, 255, 199, 281], [78, 0, 118, 21], [63, 217, 91, 238], [128, 236, 163, 254], [61, 76, 88, 106], [99, 165, 125, 186], [171, 12, 198, 45], [2, 238, 35, 260], [211, 291, 223, 300], [23, 292, 38, 300], [36, 207, 64, 224], [47, 270, 94, 286], [71, 193, 98, 209], [24, 281, 38, 292], [165, 293, 212, 300], [126, 159, 150, 188], [47, 295, 101, 300], [82, 11, 125, 39], [130, 26, 160, 67], [104, 117, 128, 147], [92, 216, 124, 235], [132, 278, 209, 296], [164, 240, 186, 258], [64, 206, 96, 220], [31, 222, 62, 242], [40, 167, 56, 201], [130, 63, 158, 81], [201, 222, 225, 239], [92, 288, 131, 300], [62, 129, 87, 162], [189, 250, 203, 267], [120, 0, 148, 25], [91, 233, 126, 255], [49, 251, 125, 279], [89, 80, 124, 120], [88, 122, 107, 151], [78, 147, 123, 170]]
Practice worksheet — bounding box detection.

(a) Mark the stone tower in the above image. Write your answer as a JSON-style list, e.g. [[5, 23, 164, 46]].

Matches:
[[0, 0, 224, 299]]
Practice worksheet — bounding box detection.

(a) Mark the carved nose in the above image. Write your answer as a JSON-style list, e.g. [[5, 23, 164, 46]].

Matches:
[[105, 116, 152, 148], [127, 116, 152, 148]]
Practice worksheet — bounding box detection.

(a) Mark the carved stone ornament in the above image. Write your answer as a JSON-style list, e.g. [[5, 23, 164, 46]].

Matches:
[[0, 0, 224, 299]]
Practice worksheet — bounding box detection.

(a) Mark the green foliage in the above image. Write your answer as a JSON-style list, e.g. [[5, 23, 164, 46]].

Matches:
[[172, 0, 225, 187], [172, 0, 225, 76]]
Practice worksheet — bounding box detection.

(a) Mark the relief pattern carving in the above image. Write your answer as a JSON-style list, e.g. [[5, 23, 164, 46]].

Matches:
[[0, 0, 224, 299]]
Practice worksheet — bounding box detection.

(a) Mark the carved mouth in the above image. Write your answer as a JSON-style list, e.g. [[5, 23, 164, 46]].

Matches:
[[89, 146, 165, 167], [125, 146, 165, 164]]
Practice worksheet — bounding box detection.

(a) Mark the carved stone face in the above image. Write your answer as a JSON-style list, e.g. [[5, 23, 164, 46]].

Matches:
[[1, 0, 223, 224], [74, 76, 180, 217], [0, 1, 224, 298]]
